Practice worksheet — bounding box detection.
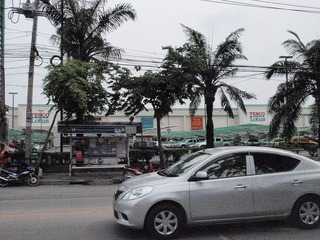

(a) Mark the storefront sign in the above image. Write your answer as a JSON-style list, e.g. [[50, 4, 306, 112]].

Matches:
[[32, 112, 50, 124], [249, 112, 266, 122]]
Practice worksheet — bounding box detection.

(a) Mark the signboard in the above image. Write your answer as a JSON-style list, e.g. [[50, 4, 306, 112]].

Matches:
[[57, 121, 142, 134], [72, 136, 127, 158], [249, 112, 266, 122], [191, 117, 203, 130], [32, 112, 50, 124], [141, 117, 154, 130]]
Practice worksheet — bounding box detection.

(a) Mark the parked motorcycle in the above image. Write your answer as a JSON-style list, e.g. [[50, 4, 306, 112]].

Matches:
[[124, 161, 157, 180], [0, 163, 40, 187]]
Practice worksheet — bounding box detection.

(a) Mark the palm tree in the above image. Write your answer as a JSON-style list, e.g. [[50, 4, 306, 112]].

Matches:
[[41, 0, 136, 62], [265, 31, 320, 157], [162, 25, 256, 148]]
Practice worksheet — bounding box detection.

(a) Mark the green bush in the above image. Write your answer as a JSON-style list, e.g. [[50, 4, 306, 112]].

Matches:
[[163, 148, 189, 162], [129, 149, 158, 163]]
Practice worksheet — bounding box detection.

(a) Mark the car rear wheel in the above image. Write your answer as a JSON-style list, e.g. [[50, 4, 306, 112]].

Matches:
[[146, 203, 185, 239], [291, 196, 320, 229]]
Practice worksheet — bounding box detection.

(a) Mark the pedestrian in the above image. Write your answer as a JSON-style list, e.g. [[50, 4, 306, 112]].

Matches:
[[0, 143, 12, 168]]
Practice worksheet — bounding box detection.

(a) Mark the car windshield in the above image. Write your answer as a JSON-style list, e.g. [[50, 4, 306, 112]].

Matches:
[[159, 151, 211, 177]]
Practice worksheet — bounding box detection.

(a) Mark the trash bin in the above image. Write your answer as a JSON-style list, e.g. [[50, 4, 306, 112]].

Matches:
[[30, 151, 39, 166]]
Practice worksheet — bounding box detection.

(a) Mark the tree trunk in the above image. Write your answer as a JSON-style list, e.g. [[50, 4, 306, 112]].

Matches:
[[156, 116, 165, 168], [206, 98, 214, 148], [38, 110, 60, 165]]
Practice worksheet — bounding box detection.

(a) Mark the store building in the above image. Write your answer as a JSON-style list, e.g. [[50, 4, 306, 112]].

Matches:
[[6, 104, 312, 148]]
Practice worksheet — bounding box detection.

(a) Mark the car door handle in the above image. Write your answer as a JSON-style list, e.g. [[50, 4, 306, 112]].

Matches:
[[291, 179, 303, 185], [234, 184, 247, 190]]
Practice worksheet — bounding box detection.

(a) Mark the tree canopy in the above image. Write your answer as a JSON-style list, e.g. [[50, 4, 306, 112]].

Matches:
[[43, 59, 130, 123], [265, 31, 320, 155], [41, 0, 136, 62], [107, 70, 187, 168], [162, 25, 256, 147]]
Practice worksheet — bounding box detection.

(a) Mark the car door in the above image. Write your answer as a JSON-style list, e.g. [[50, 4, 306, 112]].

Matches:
[[251, 153, 304, 216], [189, 153, 254, 221]]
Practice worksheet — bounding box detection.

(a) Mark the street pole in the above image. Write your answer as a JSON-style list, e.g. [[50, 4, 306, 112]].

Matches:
[[9, 92, 17, 129], [279, 55, 293, 143], [60, 0, 64, 153], [38, 109, 44, 134], [25, 0, 40, 163], [0, 0, 6, 143]]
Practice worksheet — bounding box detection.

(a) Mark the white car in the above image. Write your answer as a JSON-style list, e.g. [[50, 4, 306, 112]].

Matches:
[[113, 146, 320, 239], [190, 138, 231, 148], [175, 139, 202, 148]]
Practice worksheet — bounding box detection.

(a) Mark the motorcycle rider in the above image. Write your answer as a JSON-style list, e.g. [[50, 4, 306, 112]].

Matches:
[[0, 143, 12, 168]]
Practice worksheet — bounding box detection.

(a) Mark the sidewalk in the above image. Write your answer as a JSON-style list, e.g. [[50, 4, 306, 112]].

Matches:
[[40, 171, 124, 185], [38, 150, 318, 186]]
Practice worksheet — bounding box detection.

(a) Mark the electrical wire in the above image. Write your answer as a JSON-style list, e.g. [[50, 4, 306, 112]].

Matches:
[[200, 0, 320, 14]]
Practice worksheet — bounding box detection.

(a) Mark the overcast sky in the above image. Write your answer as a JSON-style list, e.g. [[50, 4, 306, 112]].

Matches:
[[4, 0, 320, 108]]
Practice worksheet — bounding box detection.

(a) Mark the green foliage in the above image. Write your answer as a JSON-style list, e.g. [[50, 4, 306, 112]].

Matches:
[[129, 149, 158, 163], [265, 31, 320, 146], [41, 0, 136, 61], [43, 59, 110, 123], [129, 148, 189, 165], [107, 70, 186, 118], [107, 70, 189, 168], [163, 148, 189, 162], [162, 25, 256, 147]]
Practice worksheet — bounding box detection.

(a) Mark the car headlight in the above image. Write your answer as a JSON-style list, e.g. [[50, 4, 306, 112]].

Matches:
[[122, 186, 154, 200]]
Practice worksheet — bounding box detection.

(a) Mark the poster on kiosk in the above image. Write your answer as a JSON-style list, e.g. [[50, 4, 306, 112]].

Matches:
[[57, 121, 142, 166]]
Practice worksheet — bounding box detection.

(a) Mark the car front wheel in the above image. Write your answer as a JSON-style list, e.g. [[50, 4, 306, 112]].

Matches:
[[291, 196, 320, 229], [146, 203, 185, 239]]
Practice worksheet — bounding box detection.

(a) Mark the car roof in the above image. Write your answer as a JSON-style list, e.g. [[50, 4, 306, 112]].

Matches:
[[201, 146, 312, 160]]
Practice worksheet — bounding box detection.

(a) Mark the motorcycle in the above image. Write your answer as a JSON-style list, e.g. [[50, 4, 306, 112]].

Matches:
[[124, 160, 157, 180], [0, 162, 40, 187]]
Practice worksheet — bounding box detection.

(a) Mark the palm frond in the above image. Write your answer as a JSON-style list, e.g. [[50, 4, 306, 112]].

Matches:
[[219, 89, 234, 118], [181, 24, 207, 49]]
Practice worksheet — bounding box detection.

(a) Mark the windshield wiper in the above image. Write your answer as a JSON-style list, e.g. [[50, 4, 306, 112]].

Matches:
[[157, 170, 168, 176]]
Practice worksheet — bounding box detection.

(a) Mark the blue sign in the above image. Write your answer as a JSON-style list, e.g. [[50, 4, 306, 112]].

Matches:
[[141, 117, 154, 129]]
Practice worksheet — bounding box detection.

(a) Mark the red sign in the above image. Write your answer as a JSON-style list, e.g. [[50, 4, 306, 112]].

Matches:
[[191, 117, 203, 130]]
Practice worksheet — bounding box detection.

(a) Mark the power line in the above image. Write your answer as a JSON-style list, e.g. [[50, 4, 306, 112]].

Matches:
[[200, 0, 320, 14]]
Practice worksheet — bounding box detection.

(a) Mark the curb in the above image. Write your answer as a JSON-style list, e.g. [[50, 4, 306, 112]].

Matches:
[[39, 173, 124, 186]]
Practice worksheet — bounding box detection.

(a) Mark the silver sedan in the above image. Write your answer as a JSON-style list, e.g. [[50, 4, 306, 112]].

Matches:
[[113, 146, 320, 239]]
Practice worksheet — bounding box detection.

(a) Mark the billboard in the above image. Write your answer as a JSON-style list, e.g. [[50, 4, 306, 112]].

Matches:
[[141, 117, 154, 130], [191, 117, 203, 130]]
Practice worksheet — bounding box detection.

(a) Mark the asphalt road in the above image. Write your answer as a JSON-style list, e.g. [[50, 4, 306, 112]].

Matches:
[[1, 185, 320, 240]]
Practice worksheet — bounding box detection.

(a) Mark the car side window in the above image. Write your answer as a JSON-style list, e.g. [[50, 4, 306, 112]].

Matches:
[[252, 153, 300, 175], [200, 154, 247, 179]]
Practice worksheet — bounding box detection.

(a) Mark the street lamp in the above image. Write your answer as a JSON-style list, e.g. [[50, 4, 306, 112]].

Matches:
[[9, 92, 18, 129], [279, 55, 293, 144], [279, 55, 293, 82]]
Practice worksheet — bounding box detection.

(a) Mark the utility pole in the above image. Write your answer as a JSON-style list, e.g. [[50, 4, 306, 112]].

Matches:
[[279, 55, 293, 83], [25, 0, 40, 163], [9, 92, 17, 129], [279, 55, 293, 144], [38, 109, 44, 134], [0, 0, 6, 143]]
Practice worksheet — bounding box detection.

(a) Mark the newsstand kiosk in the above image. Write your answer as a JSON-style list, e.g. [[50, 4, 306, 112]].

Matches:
[[57, 121, 142, 176]]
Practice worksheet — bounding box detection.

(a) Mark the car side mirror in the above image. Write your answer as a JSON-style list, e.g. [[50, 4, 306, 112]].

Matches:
[[190, 171, 208, 181]]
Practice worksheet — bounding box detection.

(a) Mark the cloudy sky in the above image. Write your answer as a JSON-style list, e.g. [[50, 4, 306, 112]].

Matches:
[[4, 0, 320, 108]]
